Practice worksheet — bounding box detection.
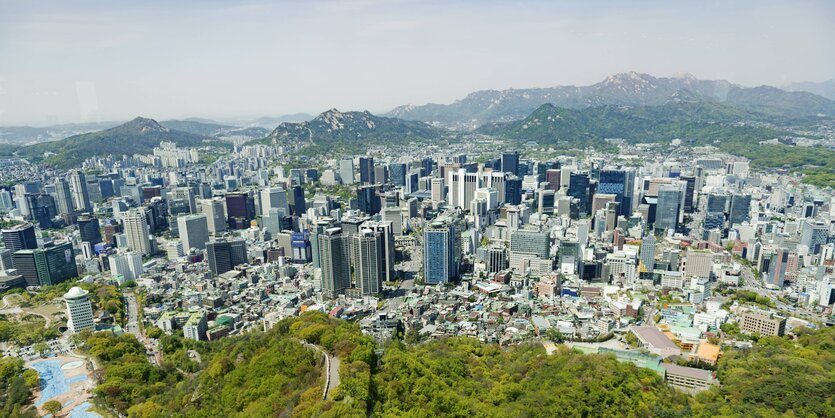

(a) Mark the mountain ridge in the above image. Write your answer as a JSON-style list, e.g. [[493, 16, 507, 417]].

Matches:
[[388, 72, 835, 127]]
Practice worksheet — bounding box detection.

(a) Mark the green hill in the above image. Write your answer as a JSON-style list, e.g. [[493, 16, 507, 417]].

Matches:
[[248, 109, 445, 155], [17, 117, 227, 168]]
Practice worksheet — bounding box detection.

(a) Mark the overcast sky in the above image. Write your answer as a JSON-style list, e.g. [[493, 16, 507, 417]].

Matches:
[[1, 0, 833, 126]]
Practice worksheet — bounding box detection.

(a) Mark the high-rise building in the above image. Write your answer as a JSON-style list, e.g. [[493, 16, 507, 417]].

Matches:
[[800, 220, 828, 255], [568, 173, 590, 216], [352, 229, 383, 295], [68, 170, 91, 212], [123, 208, 152, 256], [339, 158, 355, 184], [259, 187, 289, 217], [64, 287, 94, 334], [359, 157, 375, 185], [363, 220, 396, 283], [13, 241, 77, 286], [289, 186, 306, 217], [319, 227, 351, 298], [357, 185, 381, 215], [448, 169, 481, 209], [2, 223, 38, 252], [108, 251, 143, 281], [431, 178, 445, 202], [206, 239, 247, 276], [54, 178, 75, 217], [388, 163, 407, 187], [501, 151, 519, 176], [640, 234, 657, 271], [423, 218, 458, 284], [201, 198, 227, 234], [655, 185, 682, 233], [225, 192, 256, 229], [728, 194, 751, 226], [598, 169, 635, 216], [77, 215, 102, 245], [178, 214, 210, 251]]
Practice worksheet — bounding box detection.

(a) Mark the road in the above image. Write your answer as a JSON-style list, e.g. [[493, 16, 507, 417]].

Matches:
[[302, 342, 340, 400], [123, 292, 142, 338]]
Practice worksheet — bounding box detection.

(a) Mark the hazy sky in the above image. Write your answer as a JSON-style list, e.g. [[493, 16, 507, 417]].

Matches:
[[1, 0, 833, 126]]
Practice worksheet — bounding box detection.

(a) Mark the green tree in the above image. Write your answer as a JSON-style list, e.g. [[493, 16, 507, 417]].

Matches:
[[42, 400, 62, 416]]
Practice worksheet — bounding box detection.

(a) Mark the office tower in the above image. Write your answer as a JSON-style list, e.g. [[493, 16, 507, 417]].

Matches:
[[545, 169, 561, 191], [706, 193, 728, 214], [448, 169, 479, 208], [108, 251, 144, 281], [538, 189, 555, 214], [364, 220, 396, 283], [359, 157, 375, 185], [13, 242, 77, 286], [339, 158, 355, 184], [502, 175, 522, 205], [259, 187, 289, 217], [419, 158, 433, 176], [423, 218, 458, 284], [178, 214, 210, 251], [77, 215, 102, 245], [201, 198, 227, 234], [680, 175, 696, 213], [69, 170, 91, 212], [374, 165, 388, 185], [702, 212, 725, 239], [167, 187, 196, 214], [225, 192, 256, 229], [123, 208, 152, 256], [0, 249, 12, 271], [54, 178, 75, 217], [382, 207, 403, 236], [655, 185, 682, 233], [800, 220, 828, 255], [388, 163, 407, 187], [64, 287, 94, 333], [501, 151, 519, 176], [431, 178, 445, 202], [357, 185, 381, 215], [568, 173, 590, 216], [0, 189, 13, 211], [352, 229, 383, 295], [640, 234, 656, 271], [2, 223, 38, 252], [598, 169, 634, 216], [206, 239, 247, 276], [510, 229, 550, 258], [319, 228, 351, 298], [288, 185, 306, 217], [728, 194, 751, 226]]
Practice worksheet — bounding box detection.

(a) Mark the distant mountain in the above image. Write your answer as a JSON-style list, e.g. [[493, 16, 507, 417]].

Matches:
[[389, 72, 835, 127], [160, 120, 235, 136], [248, 109, 444, 153], [249, 113, 315, 128], [477, 98, 787, 148], [18, 117, 225, 168], [0, 121, 122, 145], [784, 79, 835, 101]]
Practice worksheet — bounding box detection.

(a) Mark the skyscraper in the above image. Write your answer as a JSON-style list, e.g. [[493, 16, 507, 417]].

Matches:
[[568, 173, 590, 216], [108, 251, 144, 281], [259, 187, 289, 217], [388, 163, 407, 187], [352, 229, 383, 295], [728, 194, 751, 226], [640, 234, 657, 271], [501, 151, 519, 176], [289, 185, 306, 217], [13, 241, 77, 286], [339, 157, 355, 184], [64, 286, 94, 334], [77, 215, 103, 245], [423, 218, 458, 284], [319, 227, 351, 298], [206, 238, 247, 276], [68, 170, 91, 212], [178, 214, 210, 251], [359, 157, 375, 185], [2, 223, 38, 252], [201, 198, 227, 234], [54, 178, 75, 218], [655, 185, 682, 233], [123, 208, 152, 256]]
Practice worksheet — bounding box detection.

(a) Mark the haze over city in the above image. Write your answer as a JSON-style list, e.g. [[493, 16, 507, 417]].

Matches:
[[1, 0, 834, 125]]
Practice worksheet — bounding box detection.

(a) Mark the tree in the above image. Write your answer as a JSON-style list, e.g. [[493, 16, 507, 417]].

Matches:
[[42, 400, 62, 416]]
